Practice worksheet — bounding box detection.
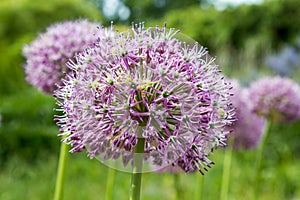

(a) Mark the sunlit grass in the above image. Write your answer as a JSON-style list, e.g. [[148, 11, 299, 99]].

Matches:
[[0, 145, 299, 200]]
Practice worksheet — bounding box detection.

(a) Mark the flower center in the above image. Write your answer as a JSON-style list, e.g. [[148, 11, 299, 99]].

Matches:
[[130, 81, 162, 127]]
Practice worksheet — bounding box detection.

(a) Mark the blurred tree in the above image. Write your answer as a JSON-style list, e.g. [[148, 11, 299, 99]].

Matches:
[[217, 0, 300, 50], [266, 0, 300, 49], [89, 0, 207, 24], [149, 6, 219, 50], [144, 0, 300, 76]]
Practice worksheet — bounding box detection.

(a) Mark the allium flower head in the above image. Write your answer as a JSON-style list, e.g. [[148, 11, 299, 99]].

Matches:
[[265, 46, 300, 76], [248, 76, 300, 123], [230, 80, 265, 149], [22, 19, 101, 94], [55, 23, 235, 174]]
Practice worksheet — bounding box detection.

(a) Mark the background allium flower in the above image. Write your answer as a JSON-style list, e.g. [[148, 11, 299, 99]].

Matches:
[[248, 76, 300, 123], [55, 23, 235, 174], [265, 46, 300, 76], [22, 19, 101, 94], [229, 79, 265, 149]]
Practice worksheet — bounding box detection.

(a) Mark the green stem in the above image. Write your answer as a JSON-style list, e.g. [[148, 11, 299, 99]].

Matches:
[[254, 120, 272, 200], [174, 174, 182, 200], [220, 144, 233, 200], [195, 173, 203, 200], [54, 141, 69, 200], [130, 128, 145, 200], [105, 168, 116, 200]]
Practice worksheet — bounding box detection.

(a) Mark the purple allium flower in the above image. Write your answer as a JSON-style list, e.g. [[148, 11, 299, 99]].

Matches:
[[265, 46, 300, 76], [248, 76, 300, 123], [22, 19, 101, 94], [55, 23, 235, 174], [229, 79, 265, 149]]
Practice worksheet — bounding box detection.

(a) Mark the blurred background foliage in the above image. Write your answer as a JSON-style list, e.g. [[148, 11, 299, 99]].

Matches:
[[0, 0, 300, 199], [0, 0, 103, 95]]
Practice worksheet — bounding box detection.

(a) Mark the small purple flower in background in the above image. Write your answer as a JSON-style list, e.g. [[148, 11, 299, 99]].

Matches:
[[265, 46, 300, 76], [248, 76, 300, 123], [22, 19, 101, 94], [229, 79, 265, 149], [55, 23, 235, 174]]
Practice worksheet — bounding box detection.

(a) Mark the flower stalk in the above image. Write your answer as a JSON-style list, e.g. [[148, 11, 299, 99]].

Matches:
[[254, 119, 272, 199], [54, 141, 69, 200], [105, 168, 116, 200], [195, 173, 203, 200], [220, 143, 233, 200], [174, 174, 183, 200], [130, 127, 145, 200]]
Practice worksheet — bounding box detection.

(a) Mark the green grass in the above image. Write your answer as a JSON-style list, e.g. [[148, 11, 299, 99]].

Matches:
[[0, 146, 300, 200]]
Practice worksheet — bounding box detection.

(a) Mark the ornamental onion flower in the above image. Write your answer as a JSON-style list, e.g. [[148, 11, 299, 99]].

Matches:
[[229, 79, 265, 149], [265, 46, 300, 76], [22, 19, 101, 94], [248, 76, 300, 123], [55, 23, 235, 174]]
